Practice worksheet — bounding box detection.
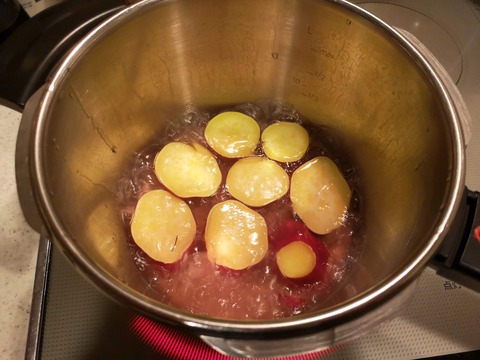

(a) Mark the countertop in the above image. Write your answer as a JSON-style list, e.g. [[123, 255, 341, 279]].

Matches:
[[0, 106, 39, 360]]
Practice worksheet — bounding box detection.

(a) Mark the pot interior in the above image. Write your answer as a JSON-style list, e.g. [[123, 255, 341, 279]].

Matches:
[[37, 0, 459, 326]]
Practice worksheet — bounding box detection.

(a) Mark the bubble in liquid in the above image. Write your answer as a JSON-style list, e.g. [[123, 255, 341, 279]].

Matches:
[[117, 101, 363, 320]]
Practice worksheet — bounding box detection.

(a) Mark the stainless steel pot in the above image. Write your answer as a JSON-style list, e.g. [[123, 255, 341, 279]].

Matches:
[[15, 0, 472, 357]]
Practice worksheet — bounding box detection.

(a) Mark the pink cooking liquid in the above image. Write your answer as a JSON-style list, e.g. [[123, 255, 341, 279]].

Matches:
[[117, 102, 363, 320]]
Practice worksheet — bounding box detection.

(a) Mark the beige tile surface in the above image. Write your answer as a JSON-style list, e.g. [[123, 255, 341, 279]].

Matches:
[[0, 106, 39, 360]]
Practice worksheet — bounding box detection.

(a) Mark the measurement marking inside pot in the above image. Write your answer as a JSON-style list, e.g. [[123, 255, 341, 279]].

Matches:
[[311, 47, 335, 59], [293, 77, 308, 88], [300, 92, 320, 102], [306, 70, 326, 80]]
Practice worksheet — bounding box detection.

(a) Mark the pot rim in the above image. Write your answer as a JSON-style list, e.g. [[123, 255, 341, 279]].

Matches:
[[29, 0, 466, 335]]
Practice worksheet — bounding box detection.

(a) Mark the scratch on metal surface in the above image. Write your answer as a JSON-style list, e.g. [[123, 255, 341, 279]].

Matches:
[[76, 170, 114, 196], [70, 85, 118, 154]]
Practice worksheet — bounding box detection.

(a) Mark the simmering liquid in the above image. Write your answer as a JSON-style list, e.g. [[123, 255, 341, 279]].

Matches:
[[117, 102, 363, 320]]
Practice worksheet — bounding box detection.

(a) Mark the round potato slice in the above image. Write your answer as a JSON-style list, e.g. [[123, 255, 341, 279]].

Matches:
[[204, 112, 260, 158], [205, 200, 268, 270], [261, 121, 309, 162], [276, 241, 316, 279], [226, 157, 289, 207], [131, 190, 196, 264], [290, 157, 351, 234], [154, 142, 221, 198]]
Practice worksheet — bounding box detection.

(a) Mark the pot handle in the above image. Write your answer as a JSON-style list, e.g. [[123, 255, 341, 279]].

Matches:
[[430, 187, 480, 292], [0, 0, 127, 111]]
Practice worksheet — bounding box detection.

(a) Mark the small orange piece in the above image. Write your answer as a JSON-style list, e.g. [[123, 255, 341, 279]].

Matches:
[[276, 241, 316, 279]]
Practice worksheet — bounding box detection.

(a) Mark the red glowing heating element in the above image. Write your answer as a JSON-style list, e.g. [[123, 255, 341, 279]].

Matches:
[[474, 226, 480, 242], [129, 315, 341, 360]]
